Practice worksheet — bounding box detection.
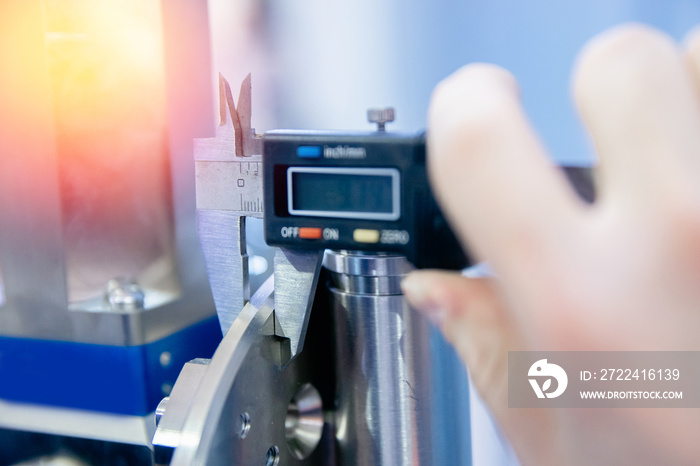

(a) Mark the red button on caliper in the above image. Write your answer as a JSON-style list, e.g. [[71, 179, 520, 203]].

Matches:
[[299, 227, 322, 239]]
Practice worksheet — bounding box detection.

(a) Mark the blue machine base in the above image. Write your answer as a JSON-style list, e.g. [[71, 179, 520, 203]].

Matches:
[[0, 316, 221, 416]]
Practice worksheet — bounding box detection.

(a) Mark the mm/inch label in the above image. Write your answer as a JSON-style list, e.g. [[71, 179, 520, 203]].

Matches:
[[195, 160, 263, 217]]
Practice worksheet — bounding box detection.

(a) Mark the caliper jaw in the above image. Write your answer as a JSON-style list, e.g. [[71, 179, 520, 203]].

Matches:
[[195, 74, 320, 361], [195, 74, 261, 334], [273, 248, 324, 361], [196, 211, 249, 333]]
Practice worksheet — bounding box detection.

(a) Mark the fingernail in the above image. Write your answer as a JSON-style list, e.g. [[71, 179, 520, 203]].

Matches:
[[401, 274, 448, 326]]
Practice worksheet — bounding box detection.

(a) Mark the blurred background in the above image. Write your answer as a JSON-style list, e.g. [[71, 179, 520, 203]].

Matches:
[[1, 0, 700, 464], [212, 0, 700, 165]]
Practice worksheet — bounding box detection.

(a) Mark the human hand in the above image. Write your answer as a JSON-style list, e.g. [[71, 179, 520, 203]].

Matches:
[[402, 24, 700, 465]]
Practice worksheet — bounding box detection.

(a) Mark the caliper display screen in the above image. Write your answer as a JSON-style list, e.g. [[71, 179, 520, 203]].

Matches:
[[287, 167, 400, 221]]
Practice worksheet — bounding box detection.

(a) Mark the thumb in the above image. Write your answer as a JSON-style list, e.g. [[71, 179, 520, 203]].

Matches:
[[401, 270, 517, 398], [402, 270, 557, 466]]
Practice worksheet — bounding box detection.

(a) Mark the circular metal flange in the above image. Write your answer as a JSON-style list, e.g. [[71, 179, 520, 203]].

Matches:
[[163, 276, 334, 465]]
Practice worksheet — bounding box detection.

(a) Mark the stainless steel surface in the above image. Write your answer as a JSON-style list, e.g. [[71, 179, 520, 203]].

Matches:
[[0, 0, 216, 345], [194, 75, 265, 335], [327, 274, 402, 295], [324, 250, 411, 295], [285, 383, 324, 460], [194, 160, 263, 212], [196, 210, 250, 334], [63, 290, 216, 346], [367, 107, 395, 131], [152, 358, 210, 458], [323, 250, 413, 277], [160, 0, 216, 307], [0, 0, 71, 340], [327, 250, 471, 465], [273, 248, 324, 360], [157, 250, 471, 464], [157, 281, 275, 465], [0, 399, 156, 447], [158, 275, 336, 465]]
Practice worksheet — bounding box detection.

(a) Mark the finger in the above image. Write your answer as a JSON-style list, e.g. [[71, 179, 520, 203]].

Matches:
[[428, 64, 585, 272], [684, 25, 700, 88], [401, 270, 517, 391], [573, 24, 700, 206], [684, 26, 700, 150], [401, 270, 557, 465]]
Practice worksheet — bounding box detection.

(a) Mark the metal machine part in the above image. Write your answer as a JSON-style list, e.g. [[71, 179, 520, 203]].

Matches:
[[195, 75, 321, 360], [0, 2, 221, 463], [326, 250, 470, 465], [0, 0, 216, 348], [194, 74, 263, 335], [153, 276, 336, 465], [153, 252, 471, 465], [273, 248, 324, 359]]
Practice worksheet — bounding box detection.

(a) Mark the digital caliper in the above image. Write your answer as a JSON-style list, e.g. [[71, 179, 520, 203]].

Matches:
[[262, 114, 593, 272], [193, 73, 594, 341], [197, 74, 593, 278], [263, 126, 469, 270]]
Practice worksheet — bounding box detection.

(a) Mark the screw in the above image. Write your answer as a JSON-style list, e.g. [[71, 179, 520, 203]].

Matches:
[[105, 277, 145, 311], [155, 396, 169, 427], [159, 351, 172, 367], [266, 446, 280, 466], [239, 412, 251, 439], [367, 107, 395, 131]]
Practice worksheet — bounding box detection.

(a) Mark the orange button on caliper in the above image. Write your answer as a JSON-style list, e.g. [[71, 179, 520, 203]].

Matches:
[[299, 227, 322, 239]]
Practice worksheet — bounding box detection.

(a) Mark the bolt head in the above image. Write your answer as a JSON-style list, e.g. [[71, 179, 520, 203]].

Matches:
[[105, 277, 145, 310], [155, 396, 169, 427]]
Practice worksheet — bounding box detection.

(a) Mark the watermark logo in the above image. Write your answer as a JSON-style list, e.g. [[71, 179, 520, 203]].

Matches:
[[509, 351, 698, 408], [528, 359, 568, 399]]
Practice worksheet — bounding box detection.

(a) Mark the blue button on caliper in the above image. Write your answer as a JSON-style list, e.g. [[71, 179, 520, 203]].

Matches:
[[297, 146, 322, 158]]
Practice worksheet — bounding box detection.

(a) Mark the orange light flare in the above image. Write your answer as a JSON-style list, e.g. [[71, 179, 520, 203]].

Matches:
[[1, 1, 181, 304]]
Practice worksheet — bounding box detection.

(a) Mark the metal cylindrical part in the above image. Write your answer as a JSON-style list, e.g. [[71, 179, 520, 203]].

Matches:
[[325, 250, 470, 465]]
